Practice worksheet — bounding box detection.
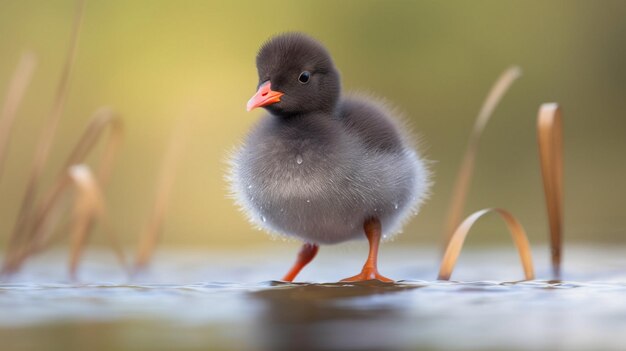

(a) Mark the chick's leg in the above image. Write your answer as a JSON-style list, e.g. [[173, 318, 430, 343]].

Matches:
[[282, 243, 319, 282], [341, 217, 393, 282]]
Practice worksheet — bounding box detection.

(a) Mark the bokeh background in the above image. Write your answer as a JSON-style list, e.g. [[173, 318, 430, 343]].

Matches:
[[0, 0, 625, 251]]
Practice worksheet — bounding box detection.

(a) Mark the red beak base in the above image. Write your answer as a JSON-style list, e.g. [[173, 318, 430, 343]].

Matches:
[[246, 81, 284, 111]]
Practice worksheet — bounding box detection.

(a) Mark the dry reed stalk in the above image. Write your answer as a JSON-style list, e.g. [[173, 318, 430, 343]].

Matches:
[[134, 124, 186, 270], [537, 104, 563, 278], [29, 108, 122, 249], [67, 165, 104, 278], [0, 53, 37, 179], [2, 0, 85, 274], [66, 164, 126, 279], [442, 67, 522, 248], [438, 208, 535, 281], [438, 102, 565, 280], [1, 108, 124, 275]]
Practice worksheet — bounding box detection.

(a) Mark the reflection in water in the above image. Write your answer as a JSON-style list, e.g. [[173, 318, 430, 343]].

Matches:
[[250, 281, 424, 351]]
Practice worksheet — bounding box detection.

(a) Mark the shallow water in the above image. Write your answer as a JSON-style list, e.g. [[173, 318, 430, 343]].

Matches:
[[1, 245, 626, 351]]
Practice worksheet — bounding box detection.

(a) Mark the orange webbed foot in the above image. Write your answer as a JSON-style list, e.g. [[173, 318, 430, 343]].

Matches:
[[341, 266, 393, 283]]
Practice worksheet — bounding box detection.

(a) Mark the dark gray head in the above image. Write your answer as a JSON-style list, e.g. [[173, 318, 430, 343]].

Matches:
[[247, 33, 341, 117]]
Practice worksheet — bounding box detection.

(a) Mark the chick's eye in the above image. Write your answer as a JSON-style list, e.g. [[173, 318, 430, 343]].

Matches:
[[298, 71, 311, 84]]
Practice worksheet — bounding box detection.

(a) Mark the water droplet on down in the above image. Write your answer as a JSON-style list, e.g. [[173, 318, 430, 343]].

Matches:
[[296, 155, 303, 164]]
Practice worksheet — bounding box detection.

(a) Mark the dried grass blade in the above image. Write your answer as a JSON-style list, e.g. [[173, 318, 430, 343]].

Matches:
[[0, 53, 37, 179], [135, 125, 186, 270], [29, 108, 122, 244], [61, 107, 123, 185], [67, 165, 102, 279], [67, 164, 127, 279], [2, 108, 123, 276], [438, 208, 535, 281], [442, 67, 522, 248], [31, 109, 121, 250], [2, 0, 86, 273], [537, 103, 563, 278]]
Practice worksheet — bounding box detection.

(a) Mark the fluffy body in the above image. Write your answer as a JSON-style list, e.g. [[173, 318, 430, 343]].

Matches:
[[229, 96, 430, 244]]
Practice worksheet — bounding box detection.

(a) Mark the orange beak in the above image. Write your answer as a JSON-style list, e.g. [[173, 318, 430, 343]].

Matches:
[[246, 81, 284, 111]]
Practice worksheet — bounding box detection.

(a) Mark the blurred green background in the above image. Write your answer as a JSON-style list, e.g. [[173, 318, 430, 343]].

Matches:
[[0, 0, 624, 250]]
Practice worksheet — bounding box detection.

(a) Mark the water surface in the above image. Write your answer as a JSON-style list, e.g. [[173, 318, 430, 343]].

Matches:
[[1, 245, 625, 351]]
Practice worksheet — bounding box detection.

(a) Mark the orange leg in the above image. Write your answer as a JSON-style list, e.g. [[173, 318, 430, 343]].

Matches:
[[282, 243, 319, 282], [341, 217, 393, 282]]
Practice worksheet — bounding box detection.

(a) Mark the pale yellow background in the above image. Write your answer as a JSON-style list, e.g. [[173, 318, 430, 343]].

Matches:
[[0, 0, 625, 250]]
